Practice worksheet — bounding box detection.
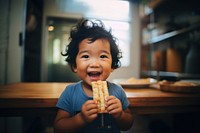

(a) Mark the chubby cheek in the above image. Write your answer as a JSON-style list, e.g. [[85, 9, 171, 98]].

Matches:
[[73, 61, 87, 74], [73, 58, 83, 72], [102, 67, 113, 79]]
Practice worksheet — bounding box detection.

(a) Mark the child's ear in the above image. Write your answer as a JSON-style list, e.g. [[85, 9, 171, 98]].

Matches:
[[72, 65, 77, 73]]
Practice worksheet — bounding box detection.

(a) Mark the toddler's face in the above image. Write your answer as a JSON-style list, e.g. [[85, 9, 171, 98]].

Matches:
[[73, 38, 113, 86]]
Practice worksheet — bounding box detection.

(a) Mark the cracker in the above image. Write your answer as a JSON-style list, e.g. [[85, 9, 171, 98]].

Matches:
[[92, 80, 109, 113]]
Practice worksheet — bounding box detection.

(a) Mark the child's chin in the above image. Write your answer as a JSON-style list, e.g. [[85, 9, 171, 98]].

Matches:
[[89, 77, 101, 81]]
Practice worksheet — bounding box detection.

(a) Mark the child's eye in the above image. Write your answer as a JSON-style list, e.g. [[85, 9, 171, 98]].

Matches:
[[81, 55, 89, 58], [100, 55, 108, 58]]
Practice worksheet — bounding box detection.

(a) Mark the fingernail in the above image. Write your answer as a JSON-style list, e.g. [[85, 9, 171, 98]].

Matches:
[[105, 97, 108, 101]]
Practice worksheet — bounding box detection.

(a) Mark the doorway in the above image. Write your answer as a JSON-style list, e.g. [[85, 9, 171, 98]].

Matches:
[[46, 17, 80, 82]]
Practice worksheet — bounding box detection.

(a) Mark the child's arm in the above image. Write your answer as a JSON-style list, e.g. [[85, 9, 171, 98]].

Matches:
[[54, 100, 98, 133], [115, 108, 134, 131], [106, 96, 134, 131]]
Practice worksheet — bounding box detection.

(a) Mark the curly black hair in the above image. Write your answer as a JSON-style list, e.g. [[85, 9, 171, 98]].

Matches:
[[62, 19, 122, 72]]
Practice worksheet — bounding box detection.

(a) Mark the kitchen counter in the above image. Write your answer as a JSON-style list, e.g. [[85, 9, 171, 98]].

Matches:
[[0, 82, 200, 116]]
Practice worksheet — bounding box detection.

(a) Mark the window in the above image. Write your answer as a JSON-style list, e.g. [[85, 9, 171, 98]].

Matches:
[[56, 0, 131, 66]]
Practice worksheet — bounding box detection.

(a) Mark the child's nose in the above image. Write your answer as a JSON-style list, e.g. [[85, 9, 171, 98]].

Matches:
[[89, 59, 100, 67]]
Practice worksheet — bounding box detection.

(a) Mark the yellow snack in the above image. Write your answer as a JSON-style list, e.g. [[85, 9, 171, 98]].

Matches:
[[92, 80, 109, 113], [126, 77, 151, 84]]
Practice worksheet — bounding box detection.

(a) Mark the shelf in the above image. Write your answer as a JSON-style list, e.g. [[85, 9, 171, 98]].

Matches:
[[153, 0, 200, 14], [148, 24, 200, 44], [141, 71, 200, 81], [140, 0, 200, 81], [141, 0, 200, 19]]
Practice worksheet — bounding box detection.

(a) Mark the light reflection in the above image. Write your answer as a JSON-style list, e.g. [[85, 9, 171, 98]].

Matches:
[[102, 20, 130, 66], [48, 25, 54, 31], [53, 39, 61, 64], [57, 0, 130, 21], [82, 0, 130, 21]]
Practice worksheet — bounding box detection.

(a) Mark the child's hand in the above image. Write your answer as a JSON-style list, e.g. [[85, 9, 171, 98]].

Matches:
[[106, 96, 123, 119], [81, 100, 98, 123]]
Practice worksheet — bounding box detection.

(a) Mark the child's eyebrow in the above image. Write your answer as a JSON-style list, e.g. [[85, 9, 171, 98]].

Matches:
[[100, 50, 111, 54], [78, 50, 111, 55], [78, 50, 88, 54]]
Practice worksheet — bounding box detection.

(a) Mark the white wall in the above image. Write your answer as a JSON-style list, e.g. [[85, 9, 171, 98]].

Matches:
[[108, 1, 141, 81], [6, 0, 26, 83]]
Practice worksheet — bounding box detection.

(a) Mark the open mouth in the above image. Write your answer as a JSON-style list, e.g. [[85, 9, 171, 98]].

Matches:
[[88, 72, 101, 77], [88, 71, 101, 80]]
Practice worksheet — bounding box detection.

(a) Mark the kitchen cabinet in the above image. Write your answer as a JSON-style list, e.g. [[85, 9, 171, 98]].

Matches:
[[139, 0, 200, 81]]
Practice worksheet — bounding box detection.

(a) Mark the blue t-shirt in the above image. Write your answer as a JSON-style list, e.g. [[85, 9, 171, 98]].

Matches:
[[56, 81, 130, 133]]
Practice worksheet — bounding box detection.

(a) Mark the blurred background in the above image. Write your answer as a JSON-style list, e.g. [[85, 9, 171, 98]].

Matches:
[[0, 0, 140, 84], [0, 0, 200, 133], [1, 0, 200, 85]]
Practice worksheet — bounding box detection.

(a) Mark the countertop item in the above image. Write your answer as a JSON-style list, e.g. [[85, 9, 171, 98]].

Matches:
[[1, 82, 200, 116], [159, 80, 200, 93], [166, 48, 183, 72]]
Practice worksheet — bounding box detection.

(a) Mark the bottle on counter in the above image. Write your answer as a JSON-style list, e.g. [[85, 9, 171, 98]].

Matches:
[[185, 30, 200, 74]]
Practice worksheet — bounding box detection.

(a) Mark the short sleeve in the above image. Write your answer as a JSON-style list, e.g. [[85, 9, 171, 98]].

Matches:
[[56, 85, 74, 114], [108, 82, 130, 110]]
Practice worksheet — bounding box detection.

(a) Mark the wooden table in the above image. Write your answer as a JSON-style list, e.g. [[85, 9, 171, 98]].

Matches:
[[1, 82, 200, 116]]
